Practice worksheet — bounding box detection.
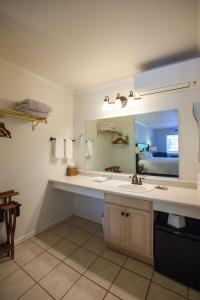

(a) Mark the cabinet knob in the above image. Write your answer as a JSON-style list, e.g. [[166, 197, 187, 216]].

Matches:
[[121, 212, 125, 216], [126, 213, 129, 217]]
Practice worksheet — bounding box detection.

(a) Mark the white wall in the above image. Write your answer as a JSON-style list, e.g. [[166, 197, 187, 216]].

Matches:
[[73, 76, 200, 222], [135, 122, 155, 146], [0, 60, 74, 243]]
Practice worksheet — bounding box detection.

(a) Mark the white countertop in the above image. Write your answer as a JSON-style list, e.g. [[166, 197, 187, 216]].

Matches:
[[50, 175, 200, 210]]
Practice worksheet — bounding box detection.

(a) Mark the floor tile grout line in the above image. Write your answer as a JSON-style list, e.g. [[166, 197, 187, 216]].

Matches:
[[104, 267, 123, 299], [144, 270, 154, 300], [17, 282, 39, 300], [105, 254, 129, 299], [0, 259, 21, 282], [60, 245, 109, 299], [151, 271, 189, 299], [14, 246, 46, 267], [30, 236, 62, 252], [150, 281, 188, 299], [64, 231, 94, 247], [37, 281, 60, 300], [17, 282, 53, 300]]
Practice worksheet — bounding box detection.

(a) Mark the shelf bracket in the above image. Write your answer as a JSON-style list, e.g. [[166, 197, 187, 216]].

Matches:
[[32, 120, 40, 130]]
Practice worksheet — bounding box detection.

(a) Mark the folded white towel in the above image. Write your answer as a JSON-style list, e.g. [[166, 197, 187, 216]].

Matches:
[[93, 176, 106, 182], [15, 106, 48, 118], [65, 139, 73, 160], [15, 99, 52, 113], [97, 121, 115, 132], [86, 140, 93, 157], [54, 138, 65, 159]]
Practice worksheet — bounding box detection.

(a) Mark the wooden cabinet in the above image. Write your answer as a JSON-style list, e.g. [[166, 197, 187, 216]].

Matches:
[[125, 207, 151, 258], [104, 194, 153, 263], [104, 203, 125, 248]]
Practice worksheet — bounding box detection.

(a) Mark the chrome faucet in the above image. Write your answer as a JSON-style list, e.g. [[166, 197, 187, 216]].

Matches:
[[130, 174, 143, 185]]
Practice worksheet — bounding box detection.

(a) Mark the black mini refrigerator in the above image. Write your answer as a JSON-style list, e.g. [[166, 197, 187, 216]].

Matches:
[[154, 212, 200, 291]]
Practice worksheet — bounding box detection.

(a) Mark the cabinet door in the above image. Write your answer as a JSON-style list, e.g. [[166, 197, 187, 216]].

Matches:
[[104, 203, 125, 247], [125, 208, 151, 258]]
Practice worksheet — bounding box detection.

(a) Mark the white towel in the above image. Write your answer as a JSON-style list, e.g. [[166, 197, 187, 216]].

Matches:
[[54, 138, 65, 159], [86, 140, 93, 157], [66, 139, 73, 160], [15, 99, 52, 113]]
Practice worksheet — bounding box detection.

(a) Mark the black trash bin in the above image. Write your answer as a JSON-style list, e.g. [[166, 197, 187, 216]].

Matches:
[[154, 212, 200, 291]]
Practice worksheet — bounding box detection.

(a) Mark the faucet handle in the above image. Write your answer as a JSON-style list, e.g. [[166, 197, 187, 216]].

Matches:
[[138, 177, 143, 185]]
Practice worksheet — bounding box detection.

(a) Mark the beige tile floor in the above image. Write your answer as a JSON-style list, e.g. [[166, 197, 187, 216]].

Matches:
[[0, 215, 199, 300]]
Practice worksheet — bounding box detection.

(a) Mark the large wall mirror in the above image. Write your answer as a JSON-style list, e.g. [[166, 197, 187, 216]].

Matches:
[[85, 109, 179, 177]]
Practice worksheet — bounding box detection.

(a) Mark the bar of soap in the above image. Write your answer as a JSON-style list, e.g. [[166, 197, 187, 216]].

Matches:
[[93, 177, 106, 182], [155, 185, 168, 190]]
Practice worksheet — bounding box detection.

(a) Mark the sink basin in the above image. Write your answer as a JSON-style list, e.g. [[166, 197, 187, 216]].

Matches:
[[117, 183, 154, 193]]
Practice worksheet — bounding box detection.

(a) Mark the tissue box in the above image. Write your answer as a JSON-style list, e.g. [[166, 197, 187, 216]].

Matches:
[[67, 167, 78, 176]]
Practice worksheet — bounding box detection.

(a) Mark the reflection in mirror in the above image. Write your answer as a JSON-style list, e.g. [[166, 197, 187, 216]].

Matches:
[[85, 116, 135, 173], [135, 109, 179, 178]]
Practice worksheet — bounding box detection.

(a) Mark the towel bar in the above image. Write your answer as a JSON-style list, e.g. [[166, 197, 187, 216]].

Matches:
[[49, 137, 76, 142]]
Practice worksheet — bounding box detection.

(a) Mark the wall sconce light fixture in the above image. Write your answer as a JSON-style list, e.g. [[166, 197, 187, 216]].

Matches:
[[102, 90, 141, 111]]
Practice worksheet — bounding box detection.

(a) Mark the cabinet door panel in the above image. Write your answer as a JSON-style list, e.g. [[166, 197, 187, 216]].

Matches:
[[126, 208, 151, 258], [104, 203, 125, 247]]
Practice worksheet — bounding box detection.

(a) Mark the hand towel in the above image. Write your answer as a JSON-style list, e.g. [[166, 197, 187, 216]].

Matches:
[[65, 139, 73, 160], [54, 138, 65, 159], [86, 140, 93, 157]]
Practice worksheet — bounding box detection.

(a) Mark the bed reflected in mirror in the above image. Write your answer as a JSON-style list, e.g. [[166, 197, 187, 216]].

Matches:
[[135, 109, 179, 177]]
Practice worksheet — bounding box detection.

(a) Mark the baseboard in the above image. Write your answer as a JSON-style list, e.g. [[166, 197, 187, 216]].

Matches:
[[74, 212, 102, 224], [15, 214, 73, 246], [15, 230, 36, 245]]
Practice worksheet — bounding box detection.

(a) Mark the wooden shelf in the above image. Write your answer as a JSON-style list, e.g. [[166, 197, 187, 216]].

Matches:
[[0, 108, 47, 130], [97, 129, 122, 136]]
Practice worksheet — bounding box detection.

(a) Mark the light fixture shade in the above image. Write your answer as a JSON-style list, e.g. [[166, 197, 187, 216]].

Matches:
[[114, 93, 122, 109], [102, 96, 110, 111], [126, 90, 134, 108], [115, 99, 122, 109]]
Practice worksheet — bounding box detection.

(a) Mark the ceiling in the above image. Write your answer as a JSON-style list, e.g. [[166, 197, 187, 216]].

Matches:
[[0, 0, 199, 90], [135, 109, 178, 129]]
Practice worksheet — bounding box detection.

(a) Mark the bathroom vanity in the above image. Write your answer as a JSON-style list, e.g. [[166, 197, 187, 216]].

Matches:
[[104, 193, 153, 264], [51, 172, 200, 266]]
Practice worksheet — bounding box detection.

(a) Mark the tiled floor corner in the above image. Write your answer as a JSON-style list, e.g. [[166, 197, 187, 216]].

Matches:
[[0, 215, 197, 300]]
